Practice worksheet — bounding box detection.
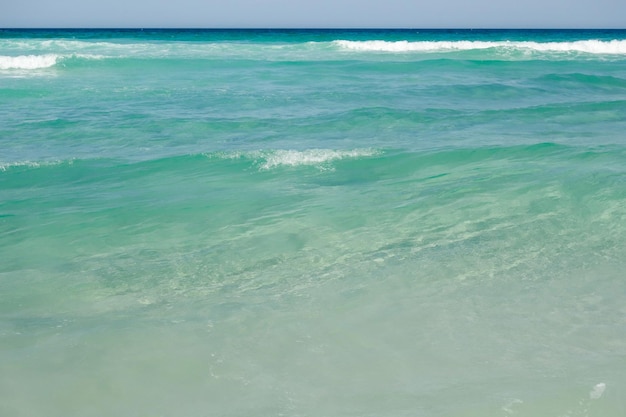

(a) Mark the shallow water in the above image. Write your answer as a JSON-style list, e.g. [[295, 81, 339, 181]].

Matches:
[[1, 29, 626, 416]]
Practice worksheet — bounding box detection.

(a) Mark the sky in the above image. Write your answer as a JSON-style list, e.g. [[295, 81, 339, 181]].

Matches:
[[2, 0, 626, 29]]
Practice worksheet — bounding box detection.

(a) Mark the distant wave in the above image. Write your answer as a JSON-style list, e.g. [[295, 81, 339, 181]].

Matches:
[[0, 54, 59, 69], [0, 40, 308, 60], [333, 39, 626, 54], [3, 38, 625, 65], [0, 54, 103, 70]]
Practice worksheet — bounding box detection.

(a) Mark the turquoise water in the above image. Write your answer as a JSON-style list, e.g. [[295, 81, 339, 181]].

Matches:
[[1, 29, 626, 416]]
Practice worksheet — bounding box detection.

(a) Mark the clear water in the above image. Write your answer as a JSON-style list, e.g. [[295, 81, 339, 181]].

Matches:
[[1, 29, 626, 416]]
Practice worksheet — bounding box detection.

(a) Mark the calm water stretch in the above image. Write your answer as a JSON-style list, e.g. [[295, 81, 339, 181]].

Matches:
[[1, 29, 626, 416]]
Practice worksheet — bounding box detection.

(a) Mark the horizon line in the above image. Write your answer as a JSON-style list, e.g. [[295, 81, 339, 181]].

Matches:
[[2, 27, 626, 31]]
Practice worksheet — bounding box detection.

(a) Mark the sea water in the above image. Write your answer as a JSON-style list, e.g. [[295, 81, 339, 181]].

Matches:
[[1, 29, 626, 416]]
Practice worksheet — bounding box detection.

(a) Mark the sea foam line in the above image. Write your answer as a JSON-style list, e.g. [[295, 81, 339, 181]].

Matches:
[[333, 39, 626, 54]]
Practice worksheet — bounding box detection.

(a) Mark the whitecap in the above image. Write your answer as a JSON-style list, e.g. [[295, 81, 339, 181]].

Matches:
[[334, 40, 495, 52], [333, 39, 626, 55], [0, 54, 59, 70], [206, 148, 380, 170], [256, 149, 379, 170], [0, 160, 69, 172]]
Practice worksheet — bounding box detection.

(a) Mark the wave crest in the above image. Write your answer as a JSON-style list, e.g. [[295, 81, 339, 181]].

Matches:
[[334, 39, 626, 55], [0, 54, 59, 69], [258, 149, 379, 169], [210, 148, 380, 170], [0, 159, 70, 172]]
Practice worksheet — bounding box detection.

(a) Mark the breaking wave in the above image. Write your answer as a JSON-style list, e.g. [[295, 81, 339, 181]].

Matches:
[[0, 53, 103, 70], [0, 54, 59, 69], [333, 39, 626, 55], [0, 159, 70, 172], [210, 148, 381, 170]]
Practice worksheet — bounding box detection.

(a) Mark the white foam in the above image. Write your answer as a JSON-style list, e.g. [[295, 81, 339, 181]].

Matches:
[[0, 160, 68, 172], [334, 40, 494, 52], [333, 39, 626, 55], [209, 149, 379, 170], [589, 382, 606, 400], [257, 149, 379, 170], [0, 54, 59, 70], [0, 39, 254, 60], [0, 161, 39, 172]]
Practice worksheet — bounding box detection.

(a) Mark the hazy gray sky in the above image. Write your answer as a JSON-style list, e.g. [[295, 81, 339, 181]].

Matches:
[[2, 0, 626, 28]]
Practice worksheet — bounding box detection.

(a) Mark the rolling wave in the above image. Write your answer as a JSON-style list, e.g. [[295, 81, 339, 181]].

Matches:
[[0, 149, 381, 175], [5, 144, 624, 176], [2, 38, 626, 68]]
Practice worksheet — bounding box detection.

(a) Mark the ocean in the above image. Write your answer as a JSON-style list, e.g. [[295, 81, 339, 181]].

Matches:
[[1, 29, 626, 416]]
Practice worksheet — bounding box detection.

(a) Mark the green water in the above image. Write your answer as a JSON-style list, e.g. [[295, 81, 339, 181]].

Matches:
[[1, 29, 626, 416]]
